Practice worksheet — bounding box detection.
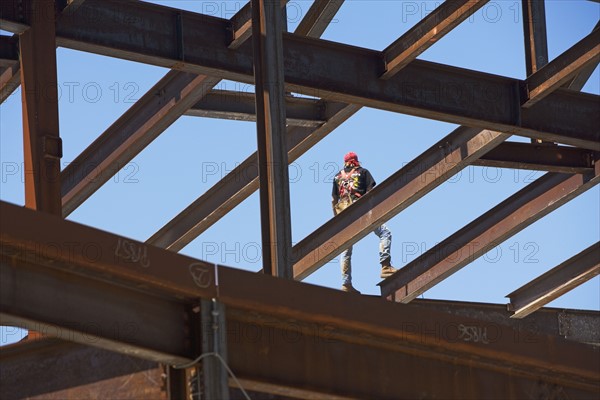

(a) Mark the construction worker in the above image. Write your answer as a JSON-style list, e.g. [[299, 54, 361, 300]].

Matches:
[[332, 151, 397, 293]]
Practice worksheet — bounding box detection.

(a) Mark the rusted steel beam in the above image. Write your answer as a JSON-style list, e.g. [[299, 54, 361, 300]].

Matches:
[[226, 316, 599, 400], [0, 0, 30, 33], [252, 0, 293, 278], [508, 242, 600, 319], [229, 0, 288, 49], [0, 35, 18, 66], [1, 201, 599, 397], [0, 0, 590, 148], [293, 128, 509, 280], [412, 298, 600, 346], [3, 301, 599, 399], [148, 103, 359, 251], [186, 90, 326, 127], [0, 338, 163, 400], [60, 72, 220, 217], [0, 63, 20, 103], [563, 22, 600, 90], [294, 0, 344, 38], [521, 0, 549, 77], [380, 165, 600, 303], [381, 0, 489, 79], [19, 0, 62, 215], [473, 142, 598, 173], [523, 28, 600, 108]]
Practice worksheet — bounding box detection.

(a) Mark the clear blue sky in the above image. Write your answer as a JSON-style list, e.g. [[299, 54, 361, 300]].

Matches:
[[1, 1, 599, 345]]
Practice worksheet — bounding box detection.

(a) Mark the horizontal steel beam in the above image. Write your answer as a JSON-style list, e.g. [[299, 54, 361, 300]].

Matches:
[[380, 164, 600, 302], [523, 28, 600, 108], [507, 242, 600, 319], [186, 90, 326, 127], [2, 201, 599, 395], [60, 72, 220, 216], [473, 142, 598, 173], [0, 338, 163, 400], [293, 127, 509, 280], [381, 0, 489, 79], [3, 299, 599, 399], [412, 298, 600, 346], [2, 0, 592, 148]]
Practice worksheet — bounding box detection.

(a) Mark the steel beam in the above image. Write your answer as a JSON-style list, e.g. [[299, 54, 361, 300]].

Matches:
[[0, 63, 20, 103], [564, 21, 600, 90], [521, 0, 549, 77], [0, 0, 30, 33], [1, 201, 599, 398], [473, 142, 598, 173], [507, 242, 600, 319], [381, 0, 489, 79], [252, 0, 293, 278], [60, 72, 220, 217], [0, 0, 590, 148], [2, 300, 598, 399], [294, 0, 344, 38], [523, 28, 600, 108], [380, 165, 600, 302], [293, 127, 509, 280], [0, 35, 18, 65], [186, 90, 326, 127], [0, 338, 163, 400], [411, 298, 600, 346], [229, 0, 288, 49], [148, 104, 358, 252], [18, 0, 62, 215]]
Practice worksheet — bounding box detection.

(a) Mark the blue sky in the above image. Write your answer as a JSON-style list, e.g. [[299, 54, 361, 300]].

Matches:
[[1, 1, 599, 344]]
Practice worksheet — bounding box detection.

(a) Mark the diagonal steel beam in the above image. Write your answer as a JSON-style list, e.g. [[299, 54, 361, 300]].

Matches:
[[60, 72, 220, 216], [293, 128, 509, 280], [523, 28, 600, 108], [294, 0, 345, 38], [148, 103, 360, 251], [563, 22, 600, 90], [507, 242, 600, 319], [473, 142, 598, 174], [0, 63, 20, 103], [381, 0, 489, 79], [380, 163, 600, 302], [3, 0, 592, 148]]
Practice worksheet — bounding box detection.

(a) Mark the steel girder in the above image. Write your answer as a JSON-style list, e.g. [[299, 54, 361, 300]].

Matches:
[[1, 0, 598, 148], [1, 201, 599, 399]]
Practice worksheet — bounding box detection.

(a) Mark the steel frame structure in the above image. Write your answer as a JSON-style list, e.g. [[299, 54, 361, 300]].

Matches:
[[0, 0, 599, 399]]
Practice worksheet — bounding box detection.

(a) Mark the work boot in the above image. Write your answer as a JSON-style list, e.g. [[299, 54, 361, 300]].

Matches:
[[380, 259, 398, 278], [341, 284, 361, 294]]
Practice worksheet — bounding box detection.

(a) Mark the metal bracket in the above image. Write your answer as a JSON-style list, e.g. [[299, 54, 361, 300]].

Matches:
[[42, 135, 62, 159]]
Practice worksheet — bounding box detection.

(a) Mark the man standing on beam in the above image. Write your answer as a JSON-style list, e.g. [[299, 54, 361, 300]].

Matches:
[[332, 152, 398, 293]]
